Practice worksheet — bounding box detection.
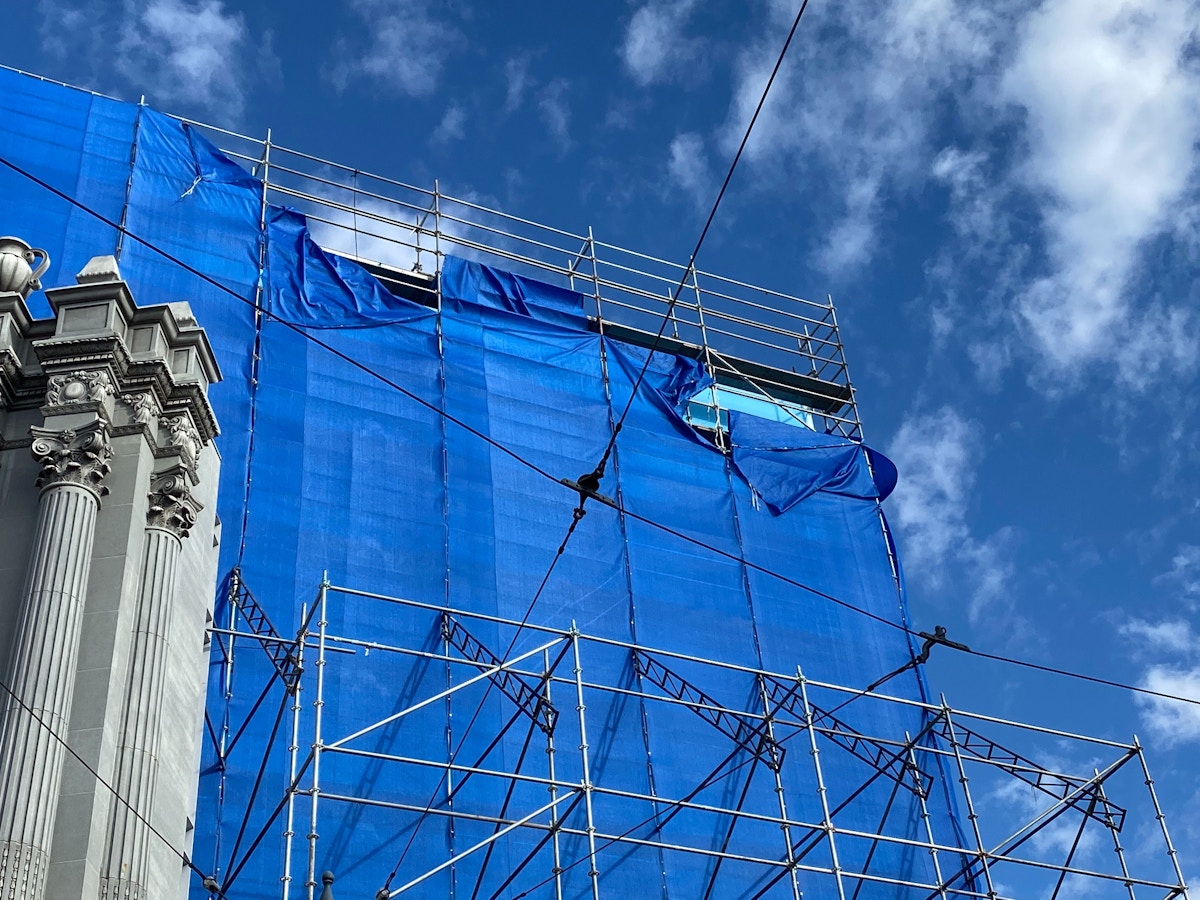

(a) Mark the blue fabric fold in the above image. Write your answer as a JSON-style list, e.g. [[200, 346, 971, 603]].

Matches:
[[440, 255, 586, 328], [605, 338, 716, 447], [729, 411, 896, 514], [266, 206, 431, 326]]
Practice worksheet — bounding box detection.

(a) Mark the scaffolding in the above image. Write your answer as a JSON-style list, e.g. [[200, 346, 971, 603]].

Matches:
[[211, 578, 1190, 900], [158, 121, 861, 440]]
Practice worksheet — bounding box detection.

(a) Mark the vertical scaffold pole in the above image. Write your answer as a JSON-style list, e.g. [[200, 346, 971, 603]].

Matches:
[[306, 578, 330, 900], [281, 603, 308, 900], [443, 615, 457, 886], [1093, 775, 1137, 900], [906, 731, 947, 899], [587, 227, 604, 334], [1136, 736, 1190, 898], [543, 647, 565, 900], [940, 698, 997, 899], [759, 679, 802, 900], [824, 293, 859, 439], [798, 670, 847, 900], [690, 267, 725, 451], [432, 179, 443, 298], [571, 625, 602, 900]]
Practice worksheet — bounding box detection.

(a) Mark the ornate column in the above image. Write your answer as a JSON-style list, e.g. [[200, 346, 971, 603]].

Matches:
[[0, 417, 113, 899], [100, 465, 200, 900]]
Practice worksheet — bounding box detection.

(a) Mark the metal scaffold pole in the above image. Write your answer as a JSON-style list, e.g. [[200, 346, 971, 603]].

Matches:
[[906, 731, 947, 899], [281, 602, 308, 900], [799, 670, 848, 900], [571, 624, 602, 900], [759, 677, 803, 900], [543, 647, 566, 900], [940, 698, 998, 899], [306, 577, 330, 900], [1136, 737, 1191, 898]]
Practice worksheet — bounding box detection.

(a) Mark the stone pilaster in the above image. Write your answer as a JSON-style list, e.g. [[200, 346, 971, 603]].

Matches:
[[99, 468, 199, 900], [0, 420, 112, 900]]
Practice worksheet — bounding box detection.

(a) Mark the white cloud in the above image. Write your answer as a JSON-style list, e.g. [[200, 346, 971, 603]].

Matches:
[[887, 407, 978, 579], [620, 0, 701, 86], [719, 0, 1002, 275], [431, 104, 467, 145], [40, 0, 269, 119], [886, 407, 1015, 624], [504, 55, 533, 113], [666, 132, 711, 209], [330, 0, 460, 97], [1119, 618, 1195, 655], [1003, 0, 1200, 380], [538, 78, 572, 151], [1160, 545, 1200, 606], [1137, 666, 1200, 746]]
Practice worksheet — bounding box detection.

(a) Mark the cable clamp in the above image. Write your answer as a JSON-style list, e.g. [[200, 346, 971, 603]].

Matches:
[[914, 625, 970, 664]]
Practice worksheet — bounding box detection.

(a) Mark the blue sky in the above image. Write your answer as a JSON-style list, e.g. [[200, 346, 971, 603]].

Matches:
[[11, 0, 1200, 881]]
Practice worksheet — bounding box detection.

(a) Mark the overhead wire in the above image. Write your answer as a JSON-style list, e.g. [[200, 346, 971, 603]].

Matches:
[[0, 148, 1194, 722], [378, 2, 821, 881], [0, 675, 219, 892], [0, 99, 1197, 891], [582, 0, 814, 497]]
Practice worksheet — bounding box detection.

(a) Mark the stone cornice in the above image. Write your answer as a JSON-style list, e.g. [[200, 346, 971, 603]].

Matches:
[[2, 259, 222, 459]]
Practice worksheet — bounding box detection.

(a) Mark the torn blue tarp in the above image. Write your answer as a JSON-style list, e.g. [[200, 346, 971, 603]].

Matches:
[[267, 206, 432, 326], [441, 254, 587, 328], [729, 411, 897, 514]]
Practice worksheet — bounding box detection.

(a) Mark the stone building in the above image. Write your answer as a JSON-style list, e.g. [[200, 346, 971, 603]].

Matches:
[[0, 248, 221, 899]]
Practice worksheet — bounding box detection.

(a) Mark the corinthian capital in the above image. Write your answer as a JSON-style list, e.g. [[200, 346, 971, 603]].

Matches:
[[147, 470, 202, 538], [30, 419, 113, 496]]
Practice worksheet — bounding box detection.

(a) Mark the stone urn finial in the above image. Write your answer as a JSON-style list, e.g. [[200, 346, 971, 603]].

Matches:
[[0, 236, 50, 298]]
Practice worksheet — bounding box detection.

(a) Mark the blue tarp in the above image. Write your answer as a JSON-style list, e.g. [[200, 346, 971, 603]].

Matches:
[[0, 68, 970, 899]]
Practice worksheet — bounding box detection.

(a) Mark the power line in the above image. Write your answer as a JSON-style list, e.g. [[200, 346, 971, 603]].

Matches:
[[378, 7, 824, 877], [584, 0, 814, 498], [3, 150, 1198, 716], [0, 132, 1195, 761], [0, 675, 219, 892]]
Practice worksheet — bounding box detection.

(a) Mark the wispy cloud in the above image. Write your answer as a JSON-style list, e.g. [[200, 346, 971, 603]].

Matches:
[[330, 0, 461, 96], [718, 0, 1002, 275], [431, 103, 467, 145], [504, 54, 534, 113], [40, 0, 273, 119], [1119, 618, 1196, 655], [886, 406, 1016, 626], [1118, 604, 1200, 744], [666, 132, 711, 210], [620, 0, 702, 86], [1137, 666, 1200, 746], [1158, 544, 1200, 608], [538, 78, 572, 152]]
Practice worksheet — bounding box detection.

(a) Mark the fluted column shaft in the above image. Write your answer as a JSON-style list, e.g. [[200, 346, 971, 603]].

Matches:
[[99, 525, 182, 900], [0, 482, 101, 900]]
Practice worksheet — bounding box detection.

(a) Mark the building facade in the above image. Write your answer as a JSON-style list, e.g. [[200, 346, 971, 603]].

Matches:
[[0, 65, 1190, 900], [0, 252, 221, 899]]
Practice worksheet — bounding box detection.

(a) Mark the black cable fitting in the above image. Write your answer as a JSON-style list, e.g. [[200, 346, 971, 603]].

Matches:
[[559, 476, 616, 509], [914, 625, 970, 664]]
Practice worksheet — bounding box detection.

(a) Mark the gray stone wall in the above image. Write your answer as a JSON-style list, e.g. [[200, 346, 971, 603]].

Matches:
[[0, 253, 222, 900]]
